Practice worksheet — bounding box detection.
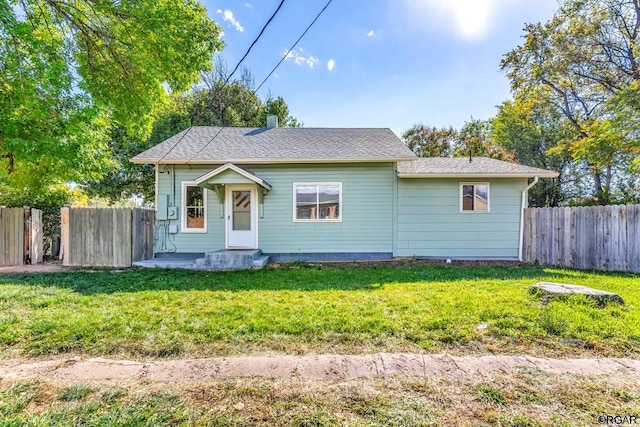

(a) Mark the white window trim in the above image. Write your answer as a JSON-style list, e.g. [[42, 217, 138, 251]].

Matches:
[[293, 182, 343, 222], [181, 181, 208, 233], [459, 182, 490, 213]]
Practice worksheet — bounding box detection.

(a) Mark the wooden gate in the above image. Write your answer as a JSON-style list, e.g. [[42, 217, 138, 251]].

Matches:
[[0, 207, 43, 266], [60, 207, 155, 267]]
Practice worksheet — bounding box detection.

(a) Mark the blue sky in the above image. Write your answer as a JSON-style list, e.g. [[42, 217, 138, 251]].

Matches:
[[202, 0, 559, 136]]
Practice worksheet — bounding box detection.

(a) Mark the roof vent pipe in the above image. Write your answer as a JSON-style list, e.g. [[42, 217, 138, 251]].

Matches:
[[266, 115, 278, 128]]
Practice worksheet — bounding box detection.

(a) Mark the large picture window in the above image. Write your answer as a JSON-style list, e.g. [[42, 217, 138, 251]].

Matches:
[[460, 183, 489, 212], [182, 182, 207, 232], [293, 183, 342, 221]]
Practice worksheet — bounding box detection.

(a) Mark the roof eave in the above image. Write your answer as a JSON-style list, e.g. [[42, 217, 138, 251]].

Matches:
[[397, 172, 560, 178], [132, 157, 416, 165]]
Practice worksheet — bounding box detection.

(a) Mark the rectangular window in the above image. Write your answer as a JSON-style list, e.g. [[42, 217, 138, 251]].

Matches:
[[182, 182, 207, 232], [460, 183, 489, 212], [293, 183, 341, 221]]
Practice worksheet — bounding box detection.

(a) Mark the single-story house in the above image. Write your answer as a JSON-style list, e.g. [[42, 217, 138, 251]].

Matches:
[[131, 121, 558, 265]]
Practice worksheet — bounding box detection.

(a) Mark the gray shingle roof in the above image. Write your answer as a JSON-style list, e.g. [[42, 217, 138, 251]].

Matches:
[[397, 157, 559, 178], [131, 126, 416, 164]]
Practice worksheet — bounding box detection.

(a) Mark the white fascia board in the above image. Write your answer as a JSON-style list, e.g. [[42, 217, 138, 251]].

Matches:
[[396, 172, 559, 178], [136, 157, 416, 165], [194, 163, 272, 190]]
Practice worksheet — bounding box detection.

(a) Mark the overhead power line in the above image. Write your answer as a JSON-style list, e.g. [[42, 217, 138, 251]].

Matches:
[[185, 0, 334, 164], [256, 0, 334, 92], [226, 0, 286, 84]]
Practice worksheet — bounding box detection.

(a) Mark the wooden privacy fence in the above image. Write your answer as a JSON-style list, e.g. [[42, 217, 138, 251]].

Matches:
[[523, 204, 640, 273], [61, 207, 154, 267], [0, 207, 43, 266]]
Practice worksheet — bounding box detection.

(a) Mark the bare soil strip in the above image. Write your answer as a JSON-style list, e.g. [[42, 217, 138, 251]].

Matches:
[[1, 353, 638, 383]]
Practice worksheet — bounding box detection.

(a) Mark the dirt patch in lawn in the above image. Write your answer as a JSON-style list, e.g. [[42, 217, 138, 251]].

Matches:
[[1, 353, 638, 383], [0, 262, 65, 274]]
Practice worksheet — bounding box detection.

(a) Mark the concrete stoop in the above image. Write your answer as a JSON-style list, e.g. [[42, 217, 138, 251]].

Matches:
[[133, 250, 269, 271], [195, 249, 269, 270]]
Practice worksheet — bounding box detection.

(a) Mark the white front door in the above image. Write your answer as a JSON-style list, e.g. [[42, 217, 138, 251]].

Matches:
[[226, 185, 258, 249]]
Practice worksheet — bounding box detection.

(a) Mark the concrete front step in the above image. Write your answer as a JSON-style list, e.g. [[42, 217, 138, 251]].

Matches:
[[196, 249, 269, 270], [252, 255, 270, 269], [134, 250, 270, 271]]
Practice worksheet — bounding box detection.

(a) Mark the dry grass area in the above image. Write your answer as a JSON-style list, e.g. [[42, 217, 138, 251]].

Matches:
[[1, 368, 638, 426]]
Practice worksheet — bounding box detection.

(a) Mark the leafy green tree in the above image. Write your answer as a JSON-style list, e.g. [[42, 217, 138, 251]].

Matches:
[[1, 0, 222, 197], [191, 60, 301, 128], [453, 119, 516, 162], [402, 125, 456, 157], [501, 0, 640, 204], [85, 67, 300, 203], [492, 97, 585, 206]]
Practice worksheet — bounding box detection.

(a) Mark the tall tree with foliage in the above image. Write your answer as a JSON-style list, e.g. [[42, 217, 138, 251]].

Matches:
[[453, 119, 516, 162], [492, 97, 587, 206], [191, 59, 301, 128], [0, 0, 222, 198], [85, 65, 301, 203], [402, 125, 456, 157], [501, 0, 640, 204]]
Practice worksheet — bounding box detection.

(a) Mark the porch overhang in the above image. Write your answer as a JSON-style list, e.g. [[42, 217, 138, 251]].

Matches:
[[194, 163, 272, 191]]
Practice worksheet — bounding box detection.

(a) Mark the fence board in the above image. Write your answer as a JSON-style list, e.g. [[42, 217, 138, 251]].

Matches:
[[31, 209, 43, 264], [523, 204, 640, 273], [0, 208, 24, 266], [628, 205, 640, 272]]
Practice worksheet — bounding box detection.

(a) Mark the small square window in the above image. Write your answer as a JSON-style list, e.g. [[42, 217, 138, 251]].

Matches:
[[460, 183, 489, 212]]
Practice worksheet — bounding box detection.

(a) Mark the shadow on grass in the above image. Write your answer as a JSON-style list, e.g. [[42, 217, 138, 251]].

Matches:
[[0, 261, 634, 295]]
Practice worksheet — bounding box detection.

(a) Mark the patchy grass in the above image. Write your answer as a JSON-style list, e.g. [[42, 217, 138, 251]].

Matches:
[[0, 262, 638, 358], [0, 369, 638, 426]]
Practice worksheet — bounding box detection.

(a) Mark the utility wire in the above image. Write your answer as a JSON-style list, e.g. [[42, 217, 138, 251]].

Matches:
[[156, 126, 193, 165], [185, 0, 287, 164], [226, 0, 286, 84], [256, 0, 333, 92], [186, 0, 334, 164]]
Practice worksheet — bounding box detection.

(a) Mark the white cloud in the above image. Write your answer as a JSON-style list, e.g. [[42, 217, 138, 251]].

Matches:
[[367, 30, 375, 37], [306, 56, 319, 68], [407, 0, 502, 40], [327, 59, 335, 71], [245, 3, 253, 8], [217, 9, 244, 32], [284, 49, 320, 69]]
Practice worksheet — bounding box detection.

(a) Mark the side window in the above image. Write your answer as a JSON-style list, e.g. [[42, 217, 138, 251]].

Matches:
[[293, 183, 342, 221], [460, 183, 489, 212], [182, 182, 207, 232]]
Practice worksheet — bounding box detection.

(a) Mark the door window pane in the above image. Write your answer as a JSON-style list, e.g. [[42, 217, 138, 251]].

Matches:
[[232, 190, 251, 230]]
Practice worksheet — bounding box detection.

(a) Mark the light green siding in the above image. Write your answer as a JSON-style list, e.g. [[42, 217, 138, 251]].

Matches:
[[203, 168, 257, 185], [395, 178, 527, 259], [156, 163, 395, 254]]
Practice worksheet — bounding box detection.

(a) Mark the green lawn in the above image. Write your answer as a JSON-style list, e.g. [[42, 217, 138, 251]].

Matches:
[[0, 262, 638, 358]]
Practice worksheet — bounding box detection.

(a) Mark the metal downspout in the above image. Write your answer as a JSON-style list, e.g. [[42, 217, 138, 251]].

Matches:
[[519, 177, 539, 261]]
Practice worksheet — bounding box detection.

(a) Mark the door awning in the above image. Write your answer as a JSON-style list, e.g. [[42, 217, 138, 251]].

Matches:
[[194, 163, 272, 191]]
